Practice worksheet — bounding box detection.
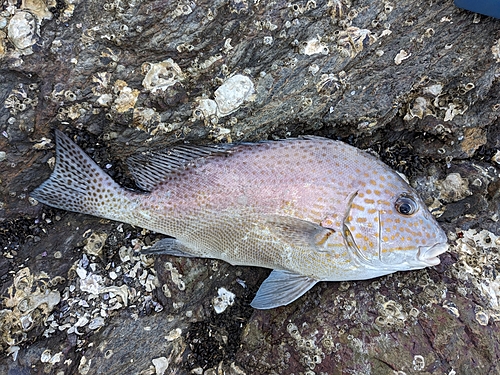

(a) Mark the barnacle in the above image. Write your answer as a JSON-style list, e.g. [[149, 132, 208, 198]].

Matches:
[[142, 59, 185, 93], [413, 355, 425, 371], [403, 97, 433, 121], [193, 74, 255, 122], [336, 27, 376, 58], [299, 36, 329, 56], [83, 231, 108, 258], [394, 49, 410, 65], [383, 2, 394, 13], [492, 39, 500, 62], [442, 301, 460, 318], [436, 173, 471, 203], [1, 268, 61, 351], [173, 1, 194, 18], [263, 36, 273, 45], [212, 287, 235, 314], [113, 80, 139, 113], [475, 310, 489, 326], [7, 11, 38, 52], [424, 28, 435, 38], [328, 0, 347, 19]]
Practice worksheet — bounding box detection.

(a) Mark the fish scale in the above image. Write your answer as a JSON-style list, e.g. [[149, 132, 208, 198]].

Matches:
[[32, 131, 448, 309]]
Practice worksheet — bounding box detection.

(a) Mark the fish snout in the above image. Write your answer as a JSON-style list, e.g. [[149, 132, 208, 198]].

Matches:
[[417, 242, 449, 266]]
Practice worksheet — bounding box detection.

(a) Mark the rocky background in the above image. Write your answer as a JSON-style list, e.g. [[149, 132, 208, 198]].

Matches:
[[1, 0, 500, 374]]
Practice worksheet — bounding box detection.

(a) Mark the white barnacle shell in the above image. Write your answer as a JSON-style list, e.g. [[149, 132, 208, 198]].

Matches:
[[152, 357, 170, 375], [300, 36, 329, 56], [7, 11, 38, 51], [113, 80, 139, 113], [394, 49, 410, 65], [492, 150, 500, 165], [423, 84, 443, 96], [491, 39, 500, 62], [413, 355, 425, 371], [142, 59, 185, 93], [193, 98, 218, 120], [212, 287, 235, 314], [213, 74, 255, 117]]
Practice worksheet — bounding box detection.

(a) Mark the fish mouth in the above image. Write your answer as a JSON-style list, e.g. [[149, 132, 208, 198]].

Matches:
[[417, 243, 449, 266]]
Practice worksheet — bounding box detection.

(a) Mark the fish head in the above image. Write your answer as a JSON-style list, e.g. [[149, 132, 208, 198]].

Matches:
[[343, 182, 448, 272]]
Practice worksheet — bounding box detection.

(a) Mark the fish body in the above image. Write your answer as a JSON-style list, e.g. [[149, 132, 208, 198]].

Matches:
[[32, 131, 448, 309]]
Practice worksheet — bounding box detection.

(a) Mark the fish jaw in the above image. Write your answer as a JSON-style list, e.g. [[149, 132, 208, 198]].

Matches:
[[417, 242, 449, 266]]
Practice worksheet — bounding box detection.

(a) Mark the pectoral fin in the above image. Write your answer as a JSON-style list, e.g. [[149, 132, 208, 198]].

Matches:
[[264, 215, 335, 251], [251, 270, 318, 309], [141, 238, 197, 257]]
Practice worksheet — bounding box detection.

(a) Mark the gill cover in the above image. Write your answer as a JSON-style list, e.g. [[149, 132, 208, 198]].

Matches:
[[343, 192, 381, 265]]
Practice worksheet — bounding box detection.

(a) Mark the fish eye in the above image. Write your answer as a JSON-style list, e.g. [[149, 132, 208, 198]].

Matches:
[[395, 195, 418, 216]]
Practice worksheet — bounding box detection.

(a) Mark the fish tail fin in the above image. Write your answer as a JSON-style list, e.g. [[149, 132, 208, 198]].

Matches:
[[31, 130, 131, 220]]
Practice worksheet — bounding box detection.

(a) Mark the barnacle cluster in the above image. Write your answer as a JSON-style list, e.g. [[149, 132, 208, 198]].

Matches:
[[113, 79, 140, 113], [1, 229, 169, 363], [336, 27, 377, 58], [4, 84, 39, 117], [451, 229, 500, 324], [403, 81, 475, 122], [142, 59, 185, 93], [286, 322, 326, 371], [435, 173, 472, 204], [316, 71, 347, 95], [0, 267, 61, 353], [374, 298, 414, 328], [162, 261, 186, 298]]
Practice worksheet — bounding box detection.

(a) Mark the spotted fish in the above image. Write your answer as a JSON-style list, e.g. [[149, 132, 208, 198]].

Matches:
[[31, 131, 448, 309]]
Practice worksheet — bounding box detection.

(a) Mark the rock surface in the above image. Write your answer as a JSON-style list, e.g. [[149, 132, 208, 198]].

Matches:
[[1, 0, 500, 374]]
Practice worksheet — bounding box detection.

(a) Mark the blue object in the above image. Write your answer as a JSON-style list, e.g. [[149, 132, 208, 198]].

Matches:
[[454, 0, 500, 19]]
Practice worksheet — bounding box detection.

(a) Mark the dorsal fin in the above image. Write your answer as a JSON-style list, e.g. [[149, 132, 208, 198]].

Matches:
[[127, 143, 235, 191]]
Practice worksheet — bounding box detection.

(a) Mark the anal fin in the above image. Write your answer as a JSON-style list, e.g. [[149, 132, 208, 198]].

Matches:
[[141, 238, 197, 257], [251, 270, 318, 309]]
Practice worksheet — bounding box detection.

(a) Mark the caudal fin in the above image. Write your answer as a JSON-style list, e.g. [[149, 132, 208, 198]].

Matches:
[[31, 130, 130, 220]]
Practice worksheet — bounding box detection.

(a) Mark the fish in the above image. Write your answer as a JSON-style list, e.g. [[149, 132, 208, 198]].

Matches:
[[31, 130, 448, 309]]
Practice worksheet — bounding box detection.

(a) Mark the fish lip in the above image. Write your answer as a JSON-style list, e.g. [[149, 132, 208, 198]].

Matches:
[[417, 242, 449, 266]]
